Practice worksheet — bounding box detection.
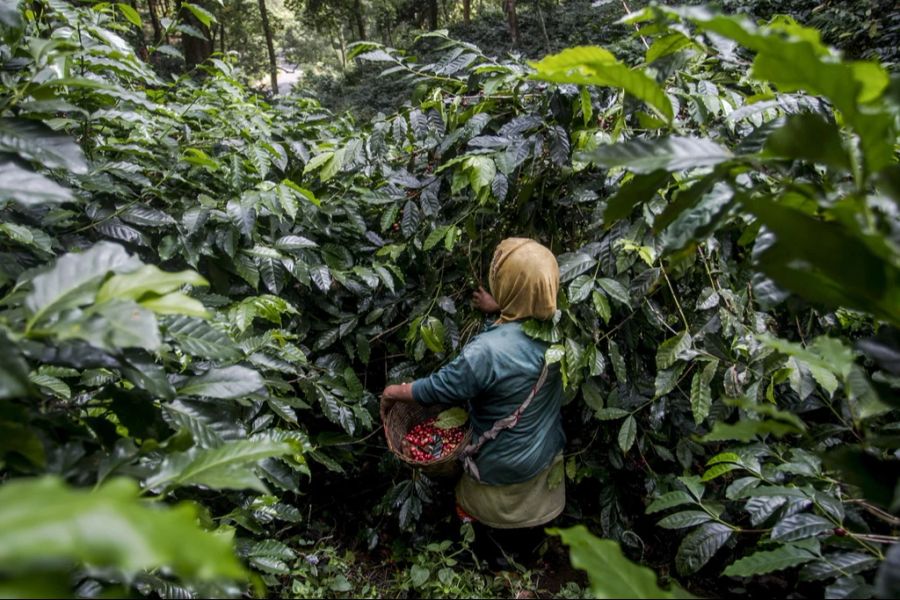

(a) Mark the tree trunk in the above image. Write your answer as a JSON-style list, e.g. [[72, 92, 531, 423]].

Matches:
[[535, 0, 550, 50], [353, 0, 366, 39], [257, 0, 278, 92], [147, 0, 163, 43], [427, 0, 438, 29], [180, 2, 213, 67], [505, 0, 519, 46], [462, 0, 470, 25], [336, 27, 346, 71], [130, 0, 149, 59], [219, 21, 224, 53]]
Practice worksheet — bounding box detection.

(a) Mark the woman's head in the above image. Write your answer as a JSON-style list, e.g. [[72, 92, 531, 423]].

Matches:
[[488, 238, 559, 322]]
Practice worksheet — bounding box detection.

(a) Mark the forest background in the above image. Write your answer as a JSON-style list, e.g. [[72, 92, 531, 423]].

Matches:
[[1, 0, 900, 598]]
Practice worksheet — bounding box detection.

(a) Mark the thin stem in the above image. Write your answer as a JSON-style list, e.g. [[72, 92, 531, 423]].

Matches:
[[846, 499, 900, 526], [619, 0, 649, 49], [660, 264, 690, 331]]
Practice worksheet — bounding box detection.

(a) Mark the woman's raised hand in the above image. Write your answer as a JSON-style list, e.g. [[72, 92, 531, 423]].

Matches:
[[380, 383, 414, 420], [472, 286, 500, 314]]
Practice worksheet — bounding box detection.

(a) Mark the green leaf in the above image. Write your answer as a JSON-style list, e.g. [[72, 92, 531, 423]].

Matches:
[[163, 317, 241, 360], [690, 360, 717, 425], [657, 511, 713, 530], [98, 264, 207, 303], [569, 274, 595, 304], [434, 407, 468, 429], [659, 181, 734, 252], [29, 373, 71, 399], [466, 155, 496, 192], [609, 339, 627, 383], [801, 552, 878, 581], [419, 316, 446, 354], [0, 477, 244, 580], [409, 564, 430, 588], [182, 2, 216, 27], [177, 366, 265, 399], [771, 513, 834, 542], [604, 170, 671, 223], [145, 439, 293, 492], [656, 331, 692, 370], [558, 252, 596, 282], [876, 545, 900, 600], [595, 407, 629, 420], [26, 242, 142, 327], [0, 160, 74, 205], [655, 364, 684, 398], [0, 118, 88, 173], [116, 2, 141, 26], [597, 278, 631, 307], [676, 522, 733, 575], [724, 544, 818, 577], [580, 87, 593, 125], [701, 463, 740, 482], [61, 300, 162, 352], [549, 525, 691, 598], [646, 491, 696, 514], [309, 265, 332, 293], [530, 46, 674, 121], [592, 290, 611, 324], [645, 32, 694, 64], [747, 197, 900, 325], [764, 113, 851, 172], [140, 292, 209, 318], [0, 0, 24, 40], [618, 415, 637, 453], [578, 137, 733, 174], [0, 420, 44, 467], [423, 226, 450, 251], [701, 420, 803, 442]]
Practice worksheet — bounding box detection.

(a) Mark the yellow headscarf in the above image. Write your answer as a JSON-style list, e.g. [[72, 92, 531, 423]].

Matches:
[[488, 238, 559, 323]]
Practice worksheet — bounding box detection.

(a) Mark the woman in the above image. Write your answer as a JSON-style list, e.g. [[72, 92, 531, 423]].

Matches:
[[381, 237, 565, 567]]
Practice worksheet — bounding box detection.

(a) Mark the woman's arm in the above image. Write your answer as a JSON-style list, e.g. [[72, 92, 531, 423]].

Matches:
[[380, 382, 414, 418]]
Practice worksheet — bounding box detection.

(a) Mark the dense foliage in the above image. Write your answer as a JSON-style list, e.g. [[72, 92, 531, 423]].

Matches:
[[1, 0, 899, 598]]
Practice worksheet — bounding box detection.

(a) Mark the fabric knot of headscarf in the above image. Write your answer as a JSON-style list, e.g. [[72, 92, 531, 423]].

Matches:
[[488, 237, 559, 323]]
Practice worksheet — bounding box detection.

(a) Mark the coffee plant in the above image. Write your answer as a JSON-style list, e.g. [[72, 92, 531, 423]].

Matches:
[[0, 0, 898, 597]]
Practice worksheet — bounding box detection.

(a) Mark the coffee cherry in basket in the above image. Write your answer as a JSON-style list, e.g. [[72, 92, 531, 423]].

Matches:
[[403, 414, 467, 463]]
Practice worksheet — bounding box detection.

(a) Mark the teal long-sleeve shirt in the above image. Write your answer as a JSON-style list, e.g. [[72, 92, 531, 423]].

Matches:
[[411, 321, 565, 486]]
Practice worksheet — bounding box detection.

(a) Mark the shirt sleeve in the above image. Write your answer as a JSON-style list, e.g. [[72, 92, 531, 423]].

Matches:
[[411, 340, 491, 406]]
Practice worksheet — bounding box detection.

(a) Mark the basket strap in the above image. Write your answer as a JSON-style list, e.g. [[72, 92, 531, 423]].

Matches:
[[460, 361, 550, 482]]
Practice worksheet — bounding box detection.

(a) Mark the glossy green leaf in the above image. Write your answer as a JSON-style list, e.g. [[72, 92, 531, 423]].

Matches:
[[531, 46, 674, 121], [763, 113, 850, 171], [690, 360, 717, 425], [656, 331, 692, 370], [550, 525, 691, 598], [724, 544, 817, 577], [771, 513, 834, 542], [676, 522, 733, 575], [144, 439, 294, 492], [0, 118, 88, 173], [116, 3, 141, 26], [657, 511, 712, 530], [578, 137, 733, 174], [618, 415, 637, 453], [97, 264, 208, 303], [646, 491, 696, 514], [177, 366, 265, 399], [26, 242, 142, 327], [0, 477, 244, 580], [434, 407, 468, 429], [0, 160, 74, 205]]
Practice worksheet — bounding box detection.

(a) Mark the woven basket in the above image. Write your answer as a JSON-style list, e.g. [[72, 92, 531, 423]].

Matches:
[[382, 402, 472, 478]]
